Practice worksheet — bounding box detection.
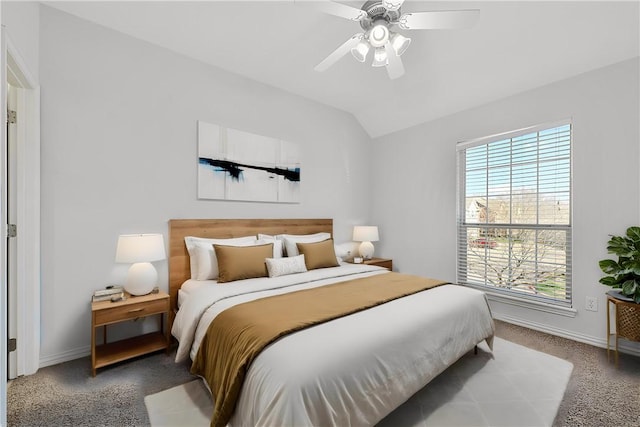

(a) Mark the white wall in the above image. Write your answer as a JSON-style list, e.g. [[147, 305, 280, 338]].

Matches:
[[371, 58, 640, 349], [39, 6, 373, 365], [2, 1, 39, 82]]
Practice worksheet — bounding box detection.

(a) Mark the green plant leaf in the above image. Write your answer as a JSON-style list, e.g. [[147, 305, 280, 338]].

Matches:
[[626, 226, 640, 242], [635, 293, 640, 304], [625, 259, 640, 275], [622, 280, 638, 296], [599, 259, 621, 274], [599, 276, 619, 287], [607, 235, 635, 257]]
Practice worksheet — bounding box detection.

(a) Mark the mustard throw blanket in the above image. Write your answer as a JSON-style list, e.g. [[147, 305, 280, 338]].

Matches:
[[191, 272, 448, 427]]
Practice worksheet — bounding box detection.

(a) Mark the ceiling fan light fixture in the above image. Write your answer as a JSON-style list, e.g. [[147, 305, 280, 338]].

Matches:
[[351, 40, 371, 62], [390, 32, 411, 56], [368, 22, 390, 48], [372, 46, 388, 67]]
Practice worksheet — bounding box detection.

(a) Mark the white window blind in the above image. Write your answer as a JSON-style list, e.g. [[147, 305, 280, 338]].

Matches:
[[457, 122, 572, 306]]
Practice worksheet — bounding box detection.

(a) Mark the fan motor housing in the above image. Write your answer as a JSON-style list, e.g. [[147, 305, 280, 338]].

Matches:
[[359, 0, 402, 30]]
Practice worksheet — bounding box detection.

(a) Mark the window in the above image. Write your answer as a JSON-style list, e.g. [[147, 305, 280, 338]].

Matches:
[[457, 122, 572, 306]]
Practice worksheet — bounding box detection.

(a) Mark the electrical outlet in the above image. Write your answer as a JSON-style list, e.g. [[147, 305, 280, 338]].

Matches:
[[585, 296, 598, 312]]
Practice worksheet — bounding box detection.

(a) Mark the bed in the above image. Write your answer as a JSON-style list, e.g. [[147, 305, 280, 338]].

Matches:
[[169, 218, 495, 426]]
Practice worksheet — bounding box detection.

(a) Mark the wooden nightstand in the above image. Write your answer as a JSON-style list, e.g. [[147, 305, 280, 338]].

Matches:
[[91, 291, 170, 376], [351, 257, 393, 270]]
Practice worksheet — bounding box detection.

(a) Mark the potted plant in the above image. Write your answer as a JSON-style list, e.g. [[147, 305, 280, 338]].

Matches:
[[599, 226, 640, 303]]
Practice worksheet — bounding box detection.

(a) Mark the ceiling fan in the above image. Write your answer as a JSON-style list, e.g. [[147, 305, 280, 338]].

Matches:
[[314, 0, 480, 79]]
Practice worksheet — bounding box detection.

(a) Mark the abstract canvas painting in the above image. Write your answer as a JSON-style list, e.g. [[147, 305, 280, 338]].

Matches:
[[197, 121, 301, 203]]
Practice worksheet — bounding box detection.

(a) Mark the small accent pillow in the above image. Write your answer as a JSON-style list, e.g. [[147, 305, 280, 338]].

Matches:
[[296, 239, 340, 270], [265, 255, 308, 278], [214, 243, 273, 283], [282, 232, 332, 257]]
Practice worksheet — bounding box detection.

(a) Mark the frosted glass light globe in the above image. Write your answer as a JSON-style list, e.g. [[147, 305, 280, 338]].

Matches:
[[369, 24, 389, 48]]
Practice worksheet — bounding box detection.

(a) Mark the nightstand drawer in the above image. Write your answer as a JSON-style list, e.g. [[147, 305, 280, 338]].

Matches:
[[94, 298, 168, 326]]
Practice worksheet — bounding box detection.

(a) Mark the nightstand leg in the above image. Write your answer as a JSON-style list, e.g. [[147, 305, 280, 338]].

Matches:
[[91, 325, 96, 377], [161, 312, 170, 355], [606, 300, 611, 362]]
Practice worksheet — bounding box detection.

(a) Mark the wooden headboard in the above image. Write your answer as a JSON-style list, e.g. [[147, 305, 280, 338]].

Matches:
[[168, 218, 333, 319]]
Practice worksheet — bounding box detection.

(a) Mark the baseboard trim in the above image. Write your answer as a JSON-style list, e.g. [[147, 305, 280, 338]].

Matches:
[[39, 345, 90, 368], [494, 312, 640, 357]]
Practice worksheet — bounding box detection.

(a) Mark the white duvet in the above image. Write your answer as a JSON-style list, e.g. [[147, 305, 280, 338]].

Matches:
[[172, 264, 495, 426]]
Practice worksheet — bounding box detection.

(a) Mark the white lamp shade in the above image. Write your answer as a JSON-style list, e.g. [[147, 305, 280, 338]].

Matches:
[[351, 41, 370, 62], [391, 32, 411, 56], [115, 234, 166, 263], [353, 226, 380, 242], [371, 47, 388, 67]]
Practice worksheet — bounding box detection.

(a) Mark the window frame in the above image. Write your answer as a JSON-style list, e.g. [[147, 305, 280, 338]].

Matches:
[[456, 120, 573, 309]]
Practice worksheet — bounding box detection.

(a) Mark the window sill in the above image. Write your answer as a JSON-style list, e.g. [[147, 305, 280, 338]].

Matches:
[[464, 284, 577, 318]]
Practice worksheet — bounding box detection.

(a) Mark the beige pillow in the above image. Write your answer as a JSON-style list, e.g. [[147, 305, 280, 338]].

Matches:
[[296, 239, 339, 270], [281, 233, 331, 256], [184, 235, 257, 280], [214, 243, 273, 283]]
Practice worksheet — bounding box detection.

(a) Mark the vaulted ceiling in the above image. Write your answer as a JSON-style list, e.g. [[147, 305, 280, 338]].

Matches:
[[45, 1, 640, 137]]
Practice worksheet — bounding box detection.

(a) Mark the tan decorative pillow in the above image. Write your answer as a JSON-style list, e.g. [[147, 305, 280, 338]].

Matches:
[[214, 243, 273, 283], [296, 239, 339, 270]]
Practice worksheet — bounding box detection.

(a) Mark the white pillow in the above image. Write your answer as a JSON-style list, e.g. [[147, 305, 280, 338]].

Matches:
[[281, 232, 331, 257], [184, 235, 256, 280], [256, 234, 284, 258], [265, 255, 307, 278]]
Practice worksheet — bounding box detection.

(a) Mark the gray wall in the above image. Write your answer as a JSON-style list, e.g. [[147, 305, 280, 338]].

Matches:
[[38, 6, 373, 364], [2, 1, 39, 82], [371, 58, 640, 348]]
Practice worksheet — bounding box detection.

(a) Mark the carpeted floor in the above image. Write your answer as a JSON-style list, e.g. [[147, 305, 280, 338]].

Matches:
[[7, 320, 640, 426]]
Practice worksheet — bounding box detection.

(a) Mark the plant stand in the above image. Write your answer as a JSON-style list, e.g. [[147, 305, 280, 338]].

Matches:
[[606, 291, 640, 367]]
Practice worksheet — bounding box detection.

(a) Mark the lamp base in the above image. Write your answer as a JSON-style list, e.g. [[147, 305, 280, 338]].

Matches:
[[359, 241, 375, 260], [125, 262, 158, 296]]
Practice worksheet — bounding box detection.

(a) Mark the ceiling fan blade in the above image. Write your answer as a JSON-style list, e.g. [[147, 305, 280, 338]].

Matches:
[[314, 34, 363, 72], [384, 43, 405, 80], [398, 10, 480, 30], [315, 1, 368, 21]]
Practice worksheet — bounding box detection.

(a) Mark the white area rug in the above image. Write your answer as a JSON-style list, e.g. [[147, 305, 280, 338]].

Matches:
[[145, 337, 573, 427], [145, 379, 212, 427]]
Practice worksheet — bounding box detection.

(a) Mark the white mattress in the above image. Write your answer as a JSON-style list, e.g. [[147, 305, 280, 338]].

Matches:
[[172, 264, 495, 426]]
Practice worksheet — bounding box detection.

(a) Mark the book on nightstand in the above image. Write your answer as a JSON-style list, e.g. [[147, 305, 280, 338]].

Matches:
[[92, 286, 124, 302], [92, 291, 124, 302]]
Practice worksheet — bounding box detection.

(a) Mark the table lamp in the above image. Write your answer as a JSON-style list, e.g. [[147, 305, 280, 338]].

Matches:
[[353, 226, 379, 260], [115, 234, 166, 295]]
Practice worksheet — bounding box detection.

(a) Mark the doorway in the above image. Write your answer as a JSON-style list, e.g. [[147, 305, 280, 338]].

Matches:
[[4, 45, 41, 380], [6, 82, 17, 380]]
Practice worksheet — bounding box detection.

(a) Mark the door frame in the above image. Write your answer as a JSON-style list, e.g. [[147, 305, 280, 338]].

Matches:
[[3, 33, 41, 382], [0, 27, 8, 427], [8, 45, 41, 378]]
